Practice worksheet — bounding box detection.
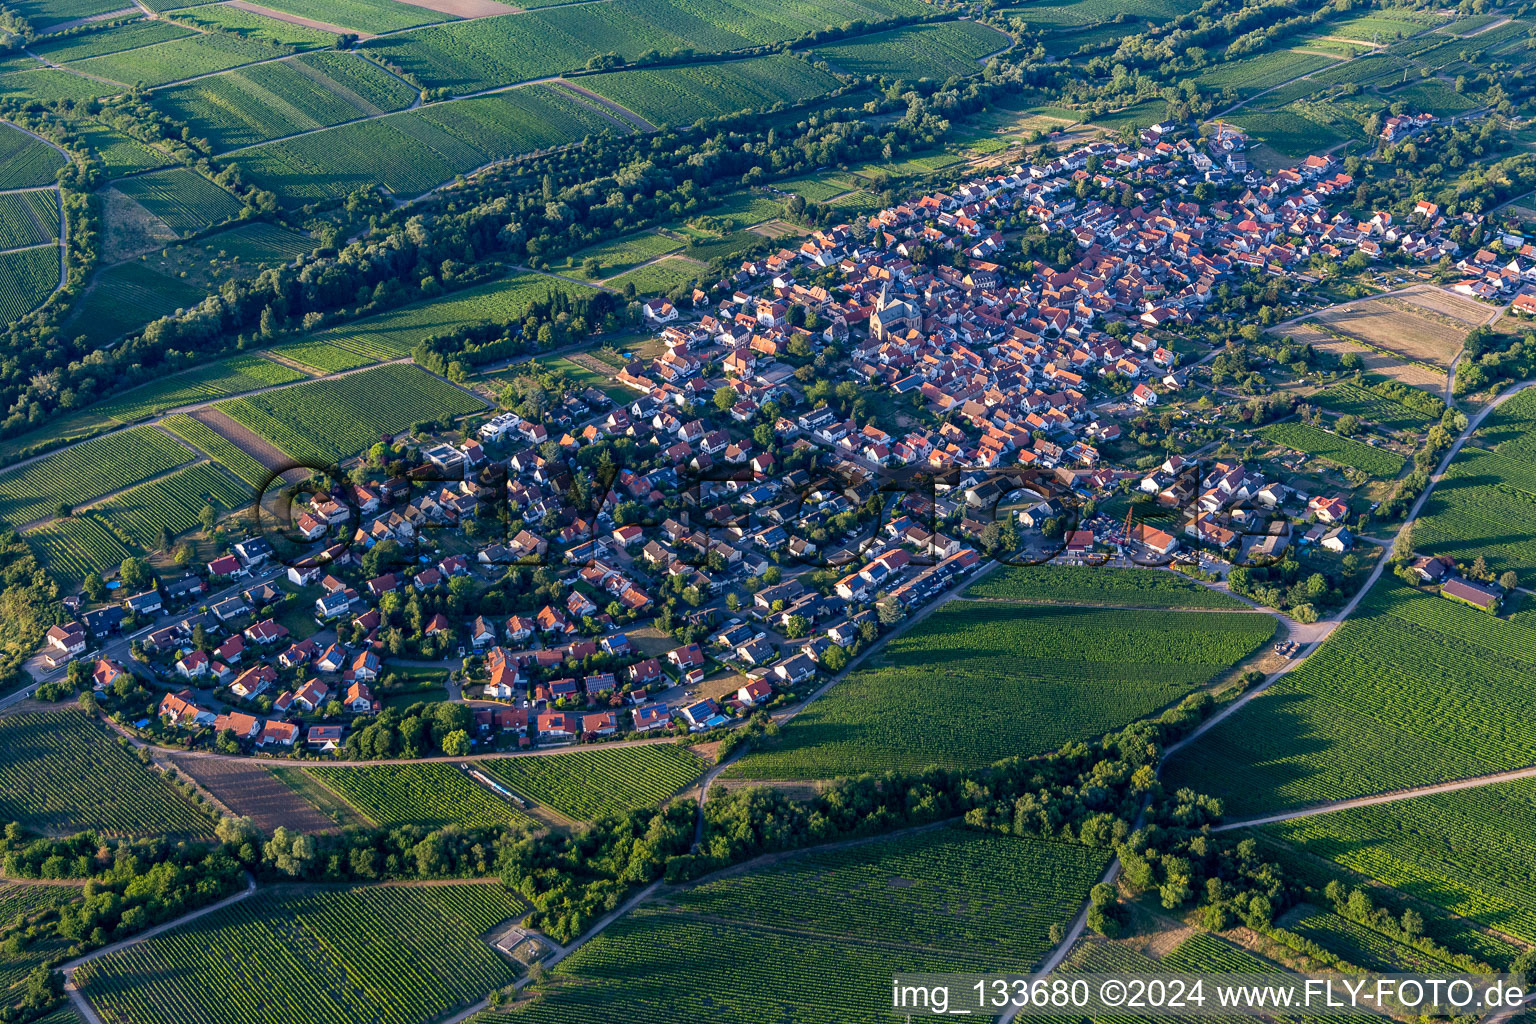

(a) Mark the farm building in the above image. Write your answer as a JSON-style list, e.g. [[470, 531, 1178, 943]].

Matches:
[[1440, 577, 1501, 613]]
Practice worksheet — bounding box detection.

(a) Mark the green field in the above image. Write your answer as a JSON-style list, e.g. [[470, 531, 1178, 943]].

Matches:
[[812, 20, 1009, 79], [1166, 580, 1536, 816], [1381, 78, 1478, 116], [605, 257, 701, 295], [166, 3, 342, 48], [70, 28, 296, 88], [161, 413, 275, 488], [1258, 421, 1406, 477], [0, 69, 123, 103], [91, 461, 251, 550], [1308, 380, 1436, 432], [79, 121, 175, 176], [304, 763, 537, 830], [85, 353, 310, 424], [0, 243, 59, 324], [240, 0, 453, 33], [110, 167, 244, 235], [0, 710, 212, 837], [367, 0, 928, 93], [0, 122, 68, 189], [5, 0, 127, 27], [235, 83, 621, 202], [727, 598, 1274, 780], [479, 745, 703, 820], [1192, 49, 1339, 99], [26, 515, 136, 585], [476, 826, 1108, 1024], [32, 20, 194, 63], [580, 54, 840, 127], [269, 272, 591, 369], [1284, 905, 1462, 972], [0, 424, 192, 525], [67, 222, 314, 347], [966, 566, 1249, 608], [155, 51, 418, 151], [214, 362, 483, 464], [554, 230, 681, 280], [1266, 776, 1536, 942], [1413, 392, 1536, 576], [77, 884, 526, 1024]]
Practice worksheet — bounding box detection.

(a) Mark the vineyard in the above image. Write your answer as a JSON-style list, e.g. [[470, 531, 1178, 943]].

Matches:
[[728, 598, 1274, 779], [0, 883, 77, 991], [168, 4, 341, 49], [215, 363, 485, 464], [110, 167, 244, 236], [75, 122, 174, 176], [554, 231, 681, 280], [91, 461, 251, 549], [479, 744, 703, 820], [0, 69, 121, 104], [477, 826, 1102, 1024], [71, 29, 296, 88], [0, 243, 58, 325], [0, 189, 59, 249], [1285, 905, 1459, 972], [268, 272, 584, 369], [33, 19, 193, 62], [1258, 421, 1406, 477], [1266, 776, 1536, 943], [813, 20, 1009, 79], [1413, 446, 1536, 577], [25, 515, 135, 583], [1308, 380, 1436, 431], [235, 84, 619, 203], [303, 763, 537, 830], [0, 123, 67, 189], [244, 0, 452, 33], [161, 414, 274, 488], [966, 565, 1248, 608], [580, 55, 840, 127], [0, 709, 213, 837], [77, 883, 526, 1024], [1165, 579, 1536, 816], [155, 51, 418, 151], [366, 0, 928, 93], [87, 353, 310, 424], [0, 425, 192, 525]]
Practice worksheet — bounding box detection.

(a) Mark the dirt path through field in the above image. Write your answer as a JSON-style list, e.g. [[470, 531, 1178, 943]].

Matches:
[[393, 0, 523, 16], [551, 79, 656, 132]]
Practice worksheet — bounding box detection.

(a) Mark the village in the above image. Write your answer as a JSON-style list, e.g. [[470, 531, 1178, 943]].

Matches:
[[34, 110, 1520, 761]]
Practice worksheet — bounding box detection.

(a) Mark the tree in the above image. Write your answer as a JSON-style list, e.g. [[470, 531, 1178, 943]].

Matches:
[[199, 503, 218, 533], [1500, 570, 1519, 591], [82, 572, 105, 603], [442, 729, 472, 755], [782, 614, 808, 639], [713, 386, 735, 412], [820, 644, 849, 672], [119, 557, 151, 591], [1471, 555, 1490, 580], [1335, 414, 1360, 436]]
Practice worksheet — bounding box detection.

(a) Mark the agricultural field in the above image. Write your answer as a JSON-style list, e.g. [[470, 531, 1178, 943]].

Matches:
[[966, 565, 1249, 608], [479, 744, 703, 820], [0, 709, 213, 837], [76, 884, 526, 1024], [1413, 446, 1536, 577], [693, 190, 786, 230], [812, 20, 1009, 79], [478, 826, 1106, 1024], [1307, 380, 1436, 432], [0, 189, 60, 249], [109, 168, 244, 236], [1381, 78, 1478, 116], [0, 424, 192, 525], [0, 243, 59, 324], [580, 54, 840, 128], [1282, 905, 1462, 972], [83, 353, 309, 425], [214, 362, 485, 464], [1257, 421, 1406, 477], [244, 0, 455, 33], [90, 460, 251, 549], [1325, 9, 1439, 41], [66, 222, 314, 347], [1310, 297, 1474, 368], [69, 28, 296, 88], [0, 123, 68, 189], [1000, 0, 1182, 29], [166, 4, 342, 48], [32, 20, 194, 63], [366, 0, 929, 93], [0, 69, 123, 103], [1265, 775, 1536, 943], [4, 0, 126, 27], [553, 231, 680, 280], [1165, 579, 1536, 817], [303, 762, 538, 830], [605, 256, 702, 295], [270, 272, 589, 371], [161, 413, 276, 488], [155, 51, 418, 151], [25, 515, 136, 584], [728, 598, 1274, 779], [1191, 49, 1339, 100], [234, 83, 621, 203]]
